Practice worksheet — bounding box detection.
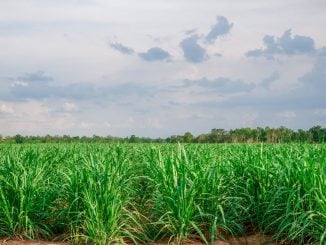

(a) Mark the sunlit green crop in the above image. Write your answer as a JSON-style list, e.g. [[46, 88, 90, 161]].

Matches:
[[0, 143, 325, 244]]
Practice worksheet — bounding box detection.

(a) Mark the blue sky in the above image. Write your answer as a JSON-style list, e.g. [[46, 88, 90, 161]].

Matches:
[[0, 0, 325, 137]]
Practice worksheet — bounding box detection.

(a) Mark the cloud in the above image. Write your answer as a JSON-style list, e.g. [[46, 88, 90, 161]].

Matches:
[[179, 16, 232, 62], [300, 56, 326, 91], [209, 63, 325, 110], [110, 42, 134, 55], [246, 29, 316, 59], [260, 71, 280, 88], [184, 77, 254, 93], [8, 71, 156, 101], [63, 102, 78, 112], [314, 109, 326, 115], [278, 111, 297, 119], [206, 16, 233, 43], [138, 47, 171, 61], [0, 103, 14, 114], [180, 35, 207, 63], [184, 28, 197, 35], [10, 71, 54, 99], [318, 47, 326, 56], [15, 70, 53, 84]]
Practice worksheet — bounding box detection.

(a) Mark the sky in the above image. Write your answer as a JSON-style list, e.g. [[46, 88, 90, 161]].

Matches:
[[0, 0, 325, 137]]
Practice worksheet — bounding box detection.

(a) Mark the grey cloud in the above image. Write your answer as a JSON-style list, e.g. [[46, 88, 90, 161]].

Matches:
[[279, 30, 315, 54], [184, 29, 197, 35], [317, 47, 326, 56], [184, 77, 254, 93], [260, 72, 280, 88], [195, 63, 325, 110], [110, 42, 134, 55], [193, 89, 325, 111], [17, 71, 53, 84], [180, 35, 207, 63], [246, 30, 316, 59], [11, 81, 96, 100], [300, 57, 326, 91], [9, 72, 155, 101], [10, 71, 54, 99], [235, 91, 324, 109], [138, 47, 171, 61], [206, 16, 233, 43]]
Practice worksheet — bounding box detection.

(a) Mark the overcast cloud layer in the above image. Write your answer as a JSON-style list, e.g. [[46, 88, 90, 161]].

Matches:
[[0, 0, 325, 137]]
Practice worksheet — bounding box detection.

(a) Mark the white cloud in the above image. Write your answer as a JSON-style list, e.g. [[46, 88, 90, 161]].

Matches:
[[0, 103, 14, 114], [63, 102, 78, 112], [12, 80, 28, 87], [314, 109, 326, 115], [79, 122, 94, 129], [242, 112, 259, 127], [278, 111, 297, 119]]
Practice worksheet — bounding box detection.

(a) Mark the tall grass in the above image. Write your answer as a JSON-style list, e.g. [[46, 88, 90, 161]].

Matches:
[[0, 143, 324, 244], [0, 146, 60, 239]]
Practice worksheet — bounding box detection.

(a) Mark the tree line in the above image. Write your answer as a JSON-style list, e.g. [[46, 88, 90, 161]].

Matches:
[[0, 125, 325, 144]]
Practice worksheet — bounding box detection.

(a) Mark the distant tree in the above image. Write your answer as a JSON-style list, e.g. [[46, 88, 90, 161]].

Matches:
[[183, 132, 194, 143], [266, 127, 277, 143], [170, 135, 184, 143], [276, 126, 293, 143], [257, 127, 267, 142], [1, 125, 324, 144], [309, 126, 326, 143], [209, 128, 226, 143], [15, 134, 25, 144], [195, 134, 207, 143], [129, 135, 138, 143]]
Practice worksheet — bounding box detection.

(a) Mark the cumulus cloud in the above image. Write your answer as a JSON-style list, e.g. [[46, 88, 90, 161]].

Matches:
[[180, 35, 207, 63], [246, 29, 316, 59], [110, 42, 134, 55], [184, 77, 254, 93], [206, 16, 233, 43], [138, 47, 171, 61], [110, 15, 232, 64], [179, 16, 232, 62]]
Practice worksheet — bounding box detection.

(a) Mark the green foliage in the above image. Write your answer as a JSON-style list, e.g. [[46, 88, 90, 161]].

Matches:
[[1, 126, 325, 144], [0, 143, 325, 244]]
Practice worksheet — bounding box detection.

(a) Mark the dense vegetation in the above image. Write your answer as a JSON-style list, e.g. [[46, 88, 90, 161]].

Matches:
[[0, 143, 325, 244], [1, 125, 325, 144]]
